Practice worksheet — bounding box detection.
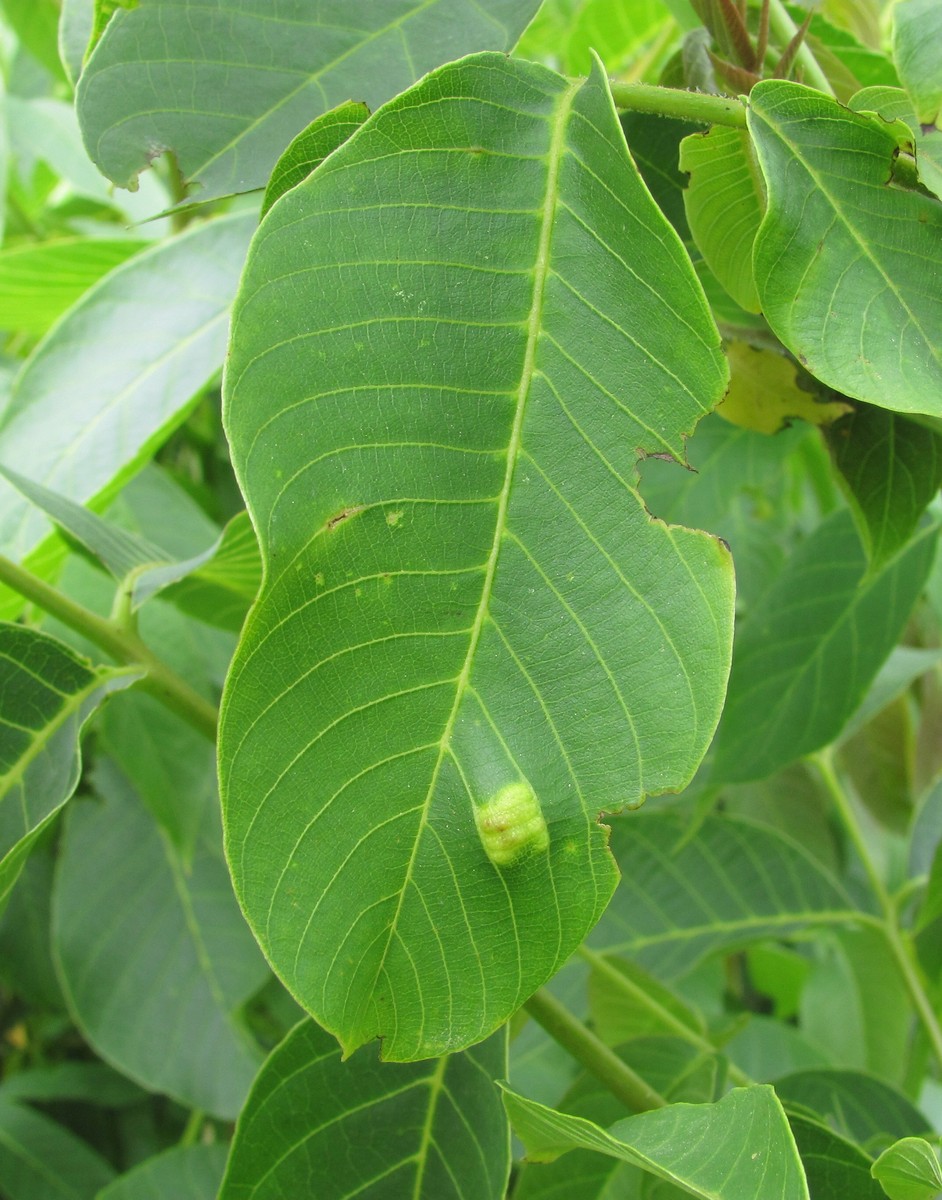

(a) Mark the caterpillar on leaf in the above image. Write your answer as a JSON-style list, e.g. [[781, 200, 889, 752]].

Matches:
[[474, 782, 549, 868]]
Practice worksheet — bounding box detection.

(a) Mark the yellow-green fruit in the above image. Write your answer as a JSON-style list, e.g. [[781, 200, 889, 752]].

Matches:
[[474, 782, 549, 868]]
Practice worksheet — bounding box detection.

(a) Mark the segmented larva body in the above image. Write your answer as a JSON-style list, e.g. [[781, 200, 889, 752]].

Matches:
[[474, 782, 549, 868]]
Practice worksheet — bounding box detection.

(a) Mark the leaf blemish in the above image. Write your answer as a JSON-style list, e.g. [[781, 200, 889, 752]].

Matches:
[[326, 505, 364, 530]]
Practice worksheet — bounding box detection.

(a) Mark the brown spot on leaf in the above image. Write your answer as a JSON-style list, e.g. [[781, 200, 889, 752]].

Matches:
[[326, 505, 365, 530]]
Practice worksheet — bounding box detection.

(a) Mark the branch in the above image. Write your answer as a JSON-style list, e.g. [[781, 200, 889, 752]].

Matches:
[[523, 987, 667, 1114], [0, 554, 218, 741], [608, 81, 748, 129]]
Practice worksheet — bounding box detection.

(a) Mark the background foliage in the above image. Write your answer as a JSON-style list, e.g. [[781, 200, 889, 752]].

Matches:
[[0, 0, 941, 1197]]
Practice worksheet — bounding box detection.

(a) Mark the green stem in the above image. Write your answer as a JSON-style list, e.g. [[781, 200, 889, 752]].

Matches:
[[167, 152, 192, 234], [523, 988, 667, 1113], [577, 946, 753, 1087], [609, 81, 747, 128], [179, 1108, 205, 1147], [812, 750, 942, 1070], [767, 0, 835, 95], [0, 554, 218, 741]]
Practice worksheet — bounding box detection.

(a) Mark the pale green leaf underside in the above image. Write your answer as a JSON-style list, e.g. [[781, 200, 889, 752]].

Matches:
[[502, 1084, 810, 1199], [591, 812, 860, 979], [0, 213, 256, 567], [220, 1020, 509, 1199], [680, 126, 764, 313], [221, 52, 731, 1060], [748, 79, 942, 416], [893, 0, 942, 125], [850, 85, 942, 201], [76, 0, 543, 199], [0, 624, 138, 907]]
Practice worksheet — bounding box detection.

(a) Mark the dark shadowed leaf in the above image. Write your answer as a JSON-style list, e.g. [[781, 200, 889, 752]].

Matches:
[[774, 1070, 931, 1143], [0, 1093, 114, 1199], [825, 406, 942, 571], [98, 1145, 229, 1200]]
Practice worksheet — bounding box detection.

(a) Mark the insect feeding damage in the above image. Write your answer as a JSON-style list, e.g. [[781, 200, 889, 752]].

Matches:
[[474, 782, 549, 869]]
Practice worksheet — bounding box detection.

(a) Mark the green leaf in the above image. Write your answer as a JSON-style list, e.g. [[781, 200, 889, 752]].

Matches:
[[872, 1136, 942, 1200], [502, 1084, 810, 1199], [710, 510, 938, 786], [0, 0, 67, 80], [0, 843, 65, 1010], [0, 1093, 114, 1200], [587, 953, 708, 1046], [591, 811, 860, 980], [850, 85, 942, 202], [680, 127, 764, 313], [747, 80, 942, 417], [893, 0, 942, 126], [261, 101, 370, 218], [0, 1062, 144, 1108], [220, 52, 732, 1060], [787, 1110, 885, 1200], [825, 407, 942, 571], [98, 1145, 228, 1200], [561, 0, 674, 76], [51, 763, 267, 1118], [718, 342, 850, 434], [76, 0, 544, 200], [0, 213, 256, 570], [58, 0, 95, 86], [774, 1070, 931, 1144], [0, 239, 147, 337], [161, 511, 262, 632], [0, 623, 138, 906], [219, 1020, 509, 1200]]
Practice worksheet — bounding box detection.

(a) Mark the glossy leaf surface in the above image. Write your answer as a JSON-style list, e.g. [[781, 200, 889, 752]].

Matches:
[[220, 1020, 509, 1200], [503, 1084, 809, 1199], [52, 764, 267, 1118], [221, 52, 732, 1060], [0, 213, 256, 567], [76, 0, 543, 199], [748, 80, 942, 416], [0, 624, 137, 905]]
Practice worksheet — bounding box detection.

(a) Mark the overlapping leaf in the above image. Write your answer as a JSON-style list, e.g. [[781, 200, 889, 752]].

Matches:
[[503, 1084, 810, 1199], [591, 811, 860, 979], [76, 0, 544, 199], [220, 1021, 509, 1199], [0, 1092, 114, 1200], [221, 52, 732, 1060], [894, 0, 942, 125], [0, 213, 256, 569], [0, 624, 138, 906], [748, 80, 942, 416], [872, 1137, 942, 1200], [261, 101, 371, 218], [711, 510, 938, 785], [99, 1145, 228, 1200]]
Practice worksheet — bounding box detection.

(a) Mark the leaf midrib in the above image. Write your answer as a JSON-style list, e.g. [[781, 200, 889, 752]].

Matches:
[[368, 78, 580, 1035]]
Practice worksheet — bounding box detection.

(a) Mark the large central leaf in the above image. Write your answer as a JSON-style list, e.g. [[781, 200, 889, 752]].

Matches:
[[220, 52, 732, 1061]]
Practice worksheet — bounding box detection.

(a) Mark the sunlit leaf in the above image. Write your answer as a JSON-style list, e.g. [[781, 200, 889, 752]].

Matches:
[[871, 1136, 942, 1200], [0, 213, 256, 573], [220, 51, 732, 1061], [719, 342, 851, 434]]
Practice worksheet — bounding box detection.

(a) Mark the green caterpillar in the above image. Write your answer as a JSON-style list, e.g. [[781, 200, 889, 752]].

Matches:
[[474, 782, 549, 868]]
